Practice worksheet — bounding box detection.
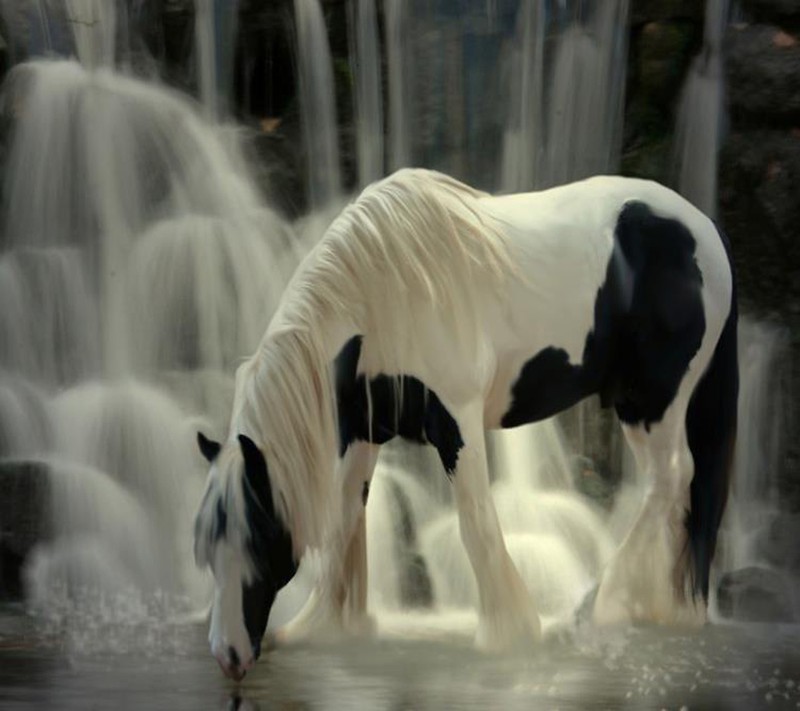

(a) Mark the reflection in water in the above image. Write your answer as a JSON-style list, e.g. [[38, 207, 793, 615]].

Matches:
[[1, 610, 799, 710]]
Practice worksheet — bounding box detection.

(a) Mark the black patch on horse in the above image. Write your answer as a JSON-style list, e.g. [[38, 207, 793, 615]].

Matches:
[[193, 486, 228, 560], [238, 435, 297, 652], [684, 223, 738, 600], [502, 201, 706, 431], [335, 336, 464, 476]]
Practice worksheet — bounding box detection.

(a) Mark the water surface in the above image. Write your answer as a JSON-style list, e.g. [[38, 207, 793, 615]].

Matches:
[[2, 605, 799, 710]]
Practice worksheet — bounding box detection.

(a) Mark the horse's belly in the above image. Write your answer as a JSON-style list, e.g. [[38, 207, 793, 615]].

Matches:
[[483, 347, 589, 429], [481, 259, 606, 428]]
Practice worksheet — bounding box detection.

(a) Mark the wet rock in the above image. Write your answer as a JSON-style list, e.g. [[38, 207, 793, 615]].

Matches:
[[630, 0, 704, 25], [241, 112, 307, 218], [623, 16, 701, 185], [0, 460, 51, 599], [132, 0, 196, 93], [635, 21, 701, 107], [740, 0, 800, 28], [718, 129, 800, 311], [716, 566, 798, 622], [757, 513, 800, 573], [726, 24, 800, 126]]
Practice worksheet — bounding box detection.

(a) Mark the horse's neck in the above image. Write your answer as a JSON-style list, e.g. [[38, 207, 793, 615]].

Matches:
[[268, 278, 362, 364]]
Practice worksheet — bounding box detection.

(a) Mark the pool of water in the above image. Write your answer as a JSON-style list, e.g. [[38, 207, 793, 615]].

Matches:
[[2, 604, 799, 710]]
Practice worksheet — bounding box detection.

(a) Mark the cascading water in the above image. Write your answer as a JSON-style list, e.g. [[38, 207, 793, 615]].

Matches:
[[194, 0, 240, 121], [384, 0, 411, 171], [0, 7, 301, 630], [672, 0, 729, 218], [348, 0, 384, 188], [500, 1, 629, 192], [715, 320, 792, 576], [65, 0, 120, 69], [500, 0, 545, 193], [293, 0, 342, 208], [0, 0, 793, 668], [539, 0, 629, 187]]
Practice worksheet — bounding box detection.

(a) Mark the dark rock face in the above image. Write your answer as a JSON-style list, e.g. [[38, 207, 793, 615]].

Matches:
[[630, 0, 704, 25], [726, 24, 800, 126], [717, 566, 798, 622], [740, 0, 800, 28], [0, 460, 51, 600], [757, 513, 800, 573], [719, 130, 800, 311], [622, 18, 701, 183], [719, 10, 800, 515]]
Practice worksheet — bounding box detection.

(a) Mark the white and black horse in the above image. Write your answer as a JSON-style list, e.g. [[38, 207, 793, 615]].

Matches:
[[194, 169, 737, 679]]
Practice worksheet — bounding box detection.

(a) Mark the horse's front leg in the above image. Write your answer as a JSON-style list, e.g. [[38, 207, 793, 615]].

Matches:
[[274, 442, 379, 645], [453, 408, 541, 651]]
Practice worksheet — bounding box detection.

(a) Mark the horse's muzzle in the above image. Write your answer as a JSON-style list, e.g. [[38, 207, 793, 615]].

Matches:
[[215, 645, 255, 681]]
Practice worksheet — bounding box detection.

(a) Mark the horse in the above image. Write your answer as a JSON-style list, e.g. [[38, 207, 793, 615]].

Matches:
[[193, 168, 738, 680]]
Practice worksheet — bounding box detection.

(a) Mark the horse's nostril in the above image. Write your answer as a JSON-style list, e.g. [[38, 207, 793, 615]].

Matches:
[[228, 646, 241, 668]]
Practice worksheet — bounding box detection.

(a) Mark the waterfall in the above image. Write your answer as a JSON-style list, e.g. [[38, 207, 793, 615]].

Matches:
[[293, 0, 342, 208], [0, 0, 791, 638], [194, 0, 241, 121], [500, 0, 545, 193], [385, 0, 411, 171], [718, 319, 789, 571], [540, 0, 630, 187], [671, 0, 730, 217], [0, 26, 298, 613], [348, 0, 384, 188]]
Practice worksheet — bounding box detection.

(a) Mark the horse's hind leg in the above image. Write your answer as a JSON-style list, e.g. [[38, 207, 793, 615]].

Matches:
[[275, 442, 379, 644], [452, 407, 541, 650], [593, 394, 703, 626]]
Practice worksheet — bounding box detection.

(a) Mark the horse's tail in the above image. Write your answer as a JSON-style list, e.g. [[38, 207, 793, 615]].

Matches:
[[684, 226, 739, 601]]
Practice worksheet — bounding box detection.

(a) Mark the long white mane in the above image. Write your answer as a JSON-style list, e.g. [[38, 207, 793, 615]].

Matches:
[[220, 169, 514, 556]]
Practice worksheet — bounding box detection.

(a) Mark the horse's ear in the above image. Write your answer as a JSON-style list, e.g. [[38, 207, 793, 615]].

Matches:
[[197, 432, 221, 463], [238, 434, 275, 513]]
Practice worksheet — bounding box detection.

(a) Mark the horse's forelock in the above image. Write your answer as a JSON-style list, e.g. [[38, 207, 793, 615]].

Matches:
[[194, 449, 259, 577]]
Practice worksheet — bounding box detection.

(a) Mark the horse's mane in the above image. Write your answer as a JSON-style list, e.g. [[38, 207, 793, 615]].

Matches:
[[219, 169, 513, 557]]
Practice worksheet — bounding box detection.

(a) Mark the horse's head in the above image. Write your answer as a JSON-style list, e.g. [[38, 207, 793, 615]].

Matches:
[[194, 431, 297, 680]]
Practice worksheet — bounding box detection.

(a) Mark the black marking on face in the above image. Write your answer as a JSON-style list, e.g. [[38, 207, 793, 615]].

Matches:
[[362, 480, 370, 506], [197, 431, 221, 462], [502, 201, 706, 431], [193, 485, 228, 565], [335, 336, 465, 476], [237, 435, 298, 650], [214, 498, 228, 542], [241, 576, 276, 658]]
